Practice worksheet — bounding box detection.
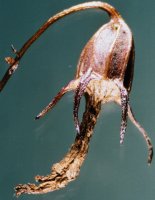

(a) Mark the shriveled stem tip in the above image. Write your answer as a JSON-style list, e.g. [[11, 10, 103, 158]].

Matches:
[[15, 95, 101, 196]]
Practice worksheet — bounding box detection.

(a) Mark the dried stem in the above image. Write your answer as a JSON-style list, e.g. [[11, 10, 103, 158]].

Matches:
[[15, 94, 101, 196], [0, 1, 120, 92]]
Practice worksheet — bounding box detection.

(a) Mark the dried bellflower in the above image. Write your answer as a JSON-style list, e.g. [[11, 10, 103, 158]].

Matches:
[[0, 1, 153, 196]]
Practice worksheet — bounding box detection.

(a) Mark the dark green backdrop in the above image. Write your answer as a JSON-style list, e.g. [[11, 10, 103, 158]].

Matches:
[[1, 0, 155, 199]]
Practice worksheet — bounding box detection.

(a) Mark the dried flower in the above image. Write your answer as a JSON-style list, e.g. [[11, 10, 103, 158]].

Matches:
[[0, 1, 153, 196]]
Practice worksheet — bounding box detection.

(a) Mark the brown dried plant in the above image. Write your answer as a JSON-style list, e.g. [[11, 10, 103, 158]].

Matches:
[[0, 1, 153, 196]]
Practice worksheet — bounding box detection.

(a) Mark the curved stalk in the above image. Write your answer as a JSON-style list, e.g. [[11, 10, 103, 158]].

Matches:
[[0, 1, 120, 92]]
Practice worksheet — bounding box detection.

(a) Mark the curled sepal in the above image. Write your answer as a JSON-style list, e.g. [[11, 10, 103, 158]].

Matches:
[[73, 69, 92, 134], [35, 79, 79, 119], [114, 80, 129, 144], [120, 87, 129, 144]]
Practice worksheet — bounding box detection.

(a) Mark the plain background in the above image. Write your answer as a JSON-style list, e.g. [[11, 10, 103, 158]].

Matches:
[[0, 0, 155, 199]]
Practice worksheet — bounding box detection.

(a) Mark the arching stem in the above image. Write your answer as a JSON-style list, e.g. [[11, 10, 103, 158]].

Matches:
[[0, 1, 120, 92]]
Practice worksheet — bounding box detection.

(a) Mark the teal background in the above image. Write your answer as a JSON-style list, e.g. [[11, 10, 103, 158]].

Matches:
[[0, 0, 155, 199]]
